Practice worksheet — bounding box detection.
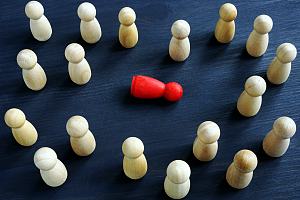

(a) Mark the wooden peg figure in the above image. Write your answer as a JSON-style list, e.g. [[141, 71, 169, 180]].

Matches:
[[263, 117, 296, 157], [65, 43, 91, 85], [246, 15, 273, 57], [237, 75, 266, 117], [118, 7, 138, 48], [66, 115, 96, 156], [214, 3, 237, 43], [122, 137, 147, 179], [169, 20, 190, 62], [226, 150, 257, 189], [4, 108, 38, 146], [78, 2, 102, 44], [34, 147, 68, 187], [267, 43, 297, 84], [25, 1, 52, 41], [193, 121, 220, 161], [17, 49, 47, 91], [164, 160, 191, 199]]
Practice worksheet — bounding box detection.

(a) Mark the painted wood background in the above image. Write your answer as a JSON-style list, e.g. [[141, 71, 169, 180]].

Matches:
[[0, 0, 299, 199]]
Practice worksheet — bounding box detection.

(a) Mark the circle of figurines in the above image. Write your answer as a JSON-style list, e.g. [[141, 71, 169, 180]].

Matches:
[[4, 1, 298, 198]]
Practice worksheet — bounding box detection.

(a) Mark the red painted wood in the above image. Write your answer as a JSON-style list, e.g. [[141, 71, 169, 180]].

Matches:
[[131, 75, 183, 102]]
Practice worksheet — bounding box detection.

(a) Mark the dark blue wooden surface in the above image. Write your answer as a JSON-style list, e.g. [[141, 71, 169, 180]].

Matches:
[[0, 0, 300, 199]]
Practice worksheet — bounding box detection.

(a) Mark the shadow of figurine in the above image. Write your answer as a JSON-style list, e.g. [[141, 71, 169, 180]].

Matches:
[[197, 32, 231, 64]]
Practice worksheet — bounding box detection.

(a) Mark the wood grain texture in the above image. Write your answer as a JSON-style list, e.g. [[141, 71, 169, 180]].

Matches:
[[0, 0, 299, 199]]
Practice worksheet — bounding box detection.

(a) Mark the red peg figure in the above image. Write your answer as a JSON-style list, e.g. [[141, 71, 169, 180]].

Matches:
[[131, 75, 183, 102]]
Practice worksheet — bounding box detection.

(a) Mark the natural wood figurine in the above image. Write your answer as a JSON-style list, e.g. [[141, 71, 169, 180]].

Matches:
[[267, 43, 297, 84], [25, 1, 52, 41], [66, 115, 96, 156], [164, 160, 191, 199], [122, 137, 147, 179], [17, 49, 47, 91], [226, 149, 258, 189], [169, 20, 190, 62], [263, 116, 296, 157], [214, 3, 237, 43], [193, 121, 220, 161], [246, 15, 273, 57], [118, 7, 138, 48], [34, 147, 68, 187], [65, 43, 91, 85], [78, 2, 102, 44], [237, 75, 266, 117], [4, 108, 38, 146]]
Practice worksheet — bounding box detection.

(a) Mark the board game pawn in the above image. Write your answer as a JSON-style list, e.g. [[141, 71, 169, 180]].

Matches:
[[78, 2, 102, 44], [169, 20, 190, 62], [226, 149, 257, 189], [193, 121, 220, 161], [263, 116, 296, 157], [122, 137, 147, 179], [65, 43, 91, 85], [66, 115, 96, 156], [17, 49, 47, 91], [267, 43, 297, 84], [118, 7, 138, 48], [214, 3, 237, 43], [4, 108, 38, 146], [131, 75, 183, 102], [237, 75, 266, 117], [34, 147, 68, 187], [164, 160, 191, 199], [246, 15, 273, 57], [25, 1, 52, 41]]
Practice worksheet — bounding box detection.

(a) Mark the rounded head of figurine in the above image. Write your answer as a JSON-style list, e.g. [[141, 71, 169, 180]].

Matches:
[[118, 7, 136, 26], [276, 43, 297, 63], [122, 137, 144, 158], [233, 149, 257, 173], [34, 147, 58, 171], [77, 2, 96, 21], [17, 49, 37, 70], [25, 1, 44, 20], [273, 116, 296, 139], [197, 121, 220, 144], [66, 115, 89, 138], [4, 108, 26, 128], [244, 75, 266, 97], [171, 20, 190, 39], [65, 43, 85, 63], [253, 15, 273, 34], [163, 82, 183, 102], [219, 3, 237, 22], [166, 160, 191, 184]]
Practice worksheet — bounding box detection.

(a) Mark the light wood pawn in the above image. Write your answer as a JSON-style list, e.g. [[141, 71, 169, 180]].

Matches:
[[169, 20, 190, 62], [66, 115, 96, 156], [17, 49, 47, 91], [118, 7, 138, 48], [193, 121, 220, 161], [65, 43, 91, 85], [164, 160, 191, 199], [267, 43, 297, 84], [237, 75, 266, 117], [214, 3, 237, 43], [78, 2, 102, 44], [122, 137, 147, 179], [246, 15, 273, 57], [34, 147, 67, 187], [263, 116, 296, 157], [4, 108, 38, 146], [25, 1, 52, 41], [226, 149, 258, 189]]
